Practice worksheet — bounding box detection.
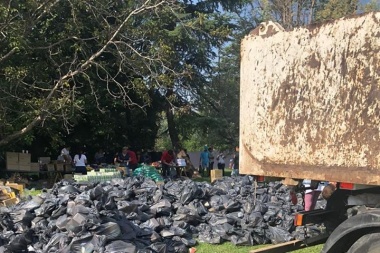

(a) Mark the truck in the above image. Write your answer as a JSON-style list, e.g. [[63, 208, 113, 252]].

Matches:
[[240, 12, 380, 253]]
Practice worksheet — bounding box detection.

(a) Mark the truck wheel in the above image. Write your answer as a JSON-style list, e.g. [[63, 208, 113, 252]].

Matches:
[[347, 233, 380, 253]]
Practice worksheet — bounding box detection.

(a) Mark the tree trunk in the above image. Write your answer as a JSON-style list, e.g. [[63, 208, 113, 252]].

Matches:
[[164, 90, 182, 151]]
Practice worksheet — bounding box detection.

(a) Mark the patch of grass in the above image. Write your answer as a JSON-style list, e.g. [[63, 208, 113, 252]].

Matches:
[[293, 244, 324, 253], [196, 242, 265, 253], [195, 242, 324, 253], [22, 189, 42, 198]]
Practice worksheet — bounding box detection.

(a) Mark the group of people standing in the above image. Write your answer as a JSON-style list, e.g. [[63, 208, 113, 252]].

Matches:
[[58, 144, 240, 179], [57, 146, 139, 176], [200, 146, 216, 177], [199, 145, 240, 177]]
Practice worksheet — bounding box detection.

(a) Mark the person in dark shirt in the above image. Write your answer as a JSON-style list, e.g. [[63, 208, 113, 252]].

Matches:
[[94, 149, 105, 165], [140, 149, 152, 164], [161, 150, 174, 177], [114, 147, 130, 176], [231, 146, 239, 176]]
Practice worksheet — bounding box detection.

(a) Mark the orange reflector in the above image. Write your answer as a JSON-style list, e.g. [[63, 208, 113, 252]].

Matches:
[[340, 182, 354, 190], [294, 213, 304, 226], [256, 176, 265, 182]]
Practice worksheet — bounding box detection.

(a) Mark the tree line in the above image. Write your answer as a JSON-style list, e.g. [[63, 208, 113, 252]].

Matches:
[[0, 0, 378, 161]]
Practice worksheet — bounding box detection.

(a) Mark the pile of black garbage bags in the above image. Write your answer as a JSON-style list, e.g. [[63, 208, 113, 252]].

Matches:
[[0, 176, 310, 253]]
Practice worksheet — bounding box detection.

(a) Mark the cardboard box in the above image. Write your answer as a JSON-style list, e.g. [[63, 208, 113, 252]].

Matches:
[[18, 153, 31, 164], [6, 163, 19, 170], [64, 174, 73, 180], [65, 164, 72, 172], [0, 197, 19, 207], [6, 152, 19, 163], [18, 164, 31, 171], [210, 169, 223, 183], [47, 164, 55, 171], [30, 163, 40, 172], [5, 183, 24, 195], [177, 159, 186, 166], [55, 164, 65, 171], [39, 157, 51, 164]]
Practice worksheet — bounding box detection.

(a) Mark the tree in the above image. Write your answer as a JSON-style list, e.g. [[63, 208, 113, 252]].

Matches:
[[142, 0, 251, 150], [0, 0, 179, 148], [315, 0, 358, 22], [0, 0, 251, 153]]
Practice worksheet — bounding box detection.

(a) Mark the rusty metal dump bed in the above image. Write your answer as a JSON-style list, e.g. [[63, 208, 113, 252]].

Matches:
[[240, 12, 380, 185]]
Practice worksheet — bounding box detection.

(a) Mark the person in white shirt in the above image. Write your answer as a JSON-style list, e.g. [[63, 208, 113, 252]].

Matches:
[[58, 146, 72, 163], [74, 149, 87, 174], [217, 153, 226, 176]]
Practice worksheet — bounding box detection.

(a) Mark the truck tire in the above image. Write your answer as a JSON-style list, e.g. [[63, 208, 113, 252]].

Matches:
[[347, 233, 380, 253]]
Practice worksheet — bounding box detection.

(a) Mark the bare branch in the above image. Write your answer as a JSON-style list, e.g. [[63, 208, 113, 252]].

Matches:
[[0, 47, 17, 64], [0, 0, 170, 146]]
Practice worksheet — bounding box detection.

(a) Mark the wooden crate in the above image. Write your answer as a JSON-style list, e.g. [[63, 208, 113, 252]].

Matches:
[[210, 169, 223, 183]]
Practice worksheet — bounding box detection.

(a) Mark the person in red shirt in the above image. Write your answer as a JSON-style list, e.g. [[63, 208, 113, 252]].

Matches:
[[127, 147, 138, 172], [161, 150, 174, 177]]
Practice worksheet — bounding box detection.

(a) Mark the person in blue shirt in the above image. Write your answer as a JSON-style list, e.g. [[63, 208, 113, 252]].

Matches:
[[199, 146, 209, 177]]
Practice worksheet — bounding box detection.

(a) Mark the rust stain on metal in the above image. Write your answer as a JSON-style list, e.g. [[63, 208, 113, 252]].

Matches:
[[240, 12, 380, 184]]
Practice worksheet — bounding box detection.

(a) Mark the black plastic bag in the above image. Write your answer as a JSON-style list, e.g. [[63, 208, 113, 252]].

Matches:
[[141, 218, 160, 231], [17, 196, 44, 212], [93, 222, 121, 240], [9, 210, 34, 227], [198, 226, 223, 244], [224, 199, 241, 213], [252, 229, 269, 245], [160, 227, 187, 238], [241, 211, 263, 229], [34, 202, 56, 217], [180, 183, 200, 204], [267, 226, 293, 244], [165, 238, 188, 253], [58, 185, 81, 194], [5, 230, 33, 253], [230, 232, 255, 246], [64, 234, 106, 253], [187, 200, 208, 216], [43, 233, 69, 252], [211, 224, 231, 240], [50, 205, 67, 219], [149, 242, 168, 253], [105, 240, 136, 253]]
